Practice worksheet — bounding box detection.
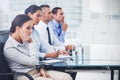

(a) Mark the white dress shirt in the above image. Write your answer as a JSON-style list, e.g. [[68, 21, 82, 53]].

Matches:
[[35, 21, 65, 53]]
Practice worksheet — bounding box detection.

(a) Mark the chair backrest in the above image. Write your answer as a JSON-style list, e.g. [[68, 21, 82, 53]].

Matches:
[[0, 30, 13, 80]]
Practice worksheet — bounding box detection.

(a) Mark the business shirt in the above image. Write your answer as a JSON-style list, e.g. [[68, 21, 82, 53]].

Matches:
[[35, 21, 65, 53], [48, 20, 65, 43], [4, 35, 73, 80], [31, 28, 46, 58], [4, 35, 39, 73]]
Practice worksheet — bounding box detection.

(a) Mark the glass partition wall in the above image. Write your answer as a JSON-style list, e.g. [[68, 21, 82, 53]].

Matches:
[[0, 0, 120, 65]]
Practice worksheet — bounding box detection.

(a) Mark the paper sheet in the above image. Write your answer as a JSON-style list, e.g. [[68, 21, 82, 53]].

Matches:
[[41, 59, 63, 64], [57, 55, 72, 59]]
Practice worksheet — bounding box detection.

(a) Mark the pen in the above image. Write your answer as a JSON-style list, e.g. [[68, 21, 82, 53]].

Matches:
[[70, 58, 73, 61], [53, 47, 56, 51]]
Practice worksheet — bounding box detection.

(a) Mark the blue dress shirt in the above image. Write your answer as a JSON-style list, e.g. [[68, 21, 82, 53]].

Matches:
[[31, 28, 46, 58], [48, 20, 65, 43]]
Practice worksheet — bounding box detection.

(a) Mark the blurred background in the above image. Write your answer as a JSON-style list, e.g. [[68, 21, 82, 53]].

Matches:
[[0, 0, 120, 45], [0, 0, 120, 80]]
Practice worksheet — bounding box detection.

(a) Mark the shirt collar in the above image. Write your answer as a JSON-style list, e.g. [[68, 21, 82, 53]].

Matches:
[[9, 35, 25, 47], [40, 20, 48, 28], [52, 20, 61, 28]]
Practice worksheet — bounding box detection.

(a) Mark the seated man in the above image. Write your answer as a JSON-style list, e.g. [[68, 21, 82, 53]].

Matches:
[[35, 5, 73, 54], [48, 7, 67, 43], [4, 14, 73, 80]]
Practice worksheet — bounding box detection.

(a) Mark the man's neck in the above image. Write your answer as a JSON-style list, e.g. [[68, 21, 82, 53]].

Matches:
[[41, 19, 48, 25], [54, 19, 61, 23]]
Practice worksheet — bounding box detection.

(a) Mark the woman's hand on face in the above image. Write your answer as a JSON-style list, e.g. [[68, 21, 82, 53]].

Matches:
[[20, 31, 32, 43]]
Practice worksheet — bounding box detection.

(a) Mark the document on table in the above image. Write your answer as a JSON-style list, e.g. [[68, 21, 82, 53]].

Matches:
[[57, 55, 72, 59], [41, 59, 63, 64], [46, 55, 73, 60]]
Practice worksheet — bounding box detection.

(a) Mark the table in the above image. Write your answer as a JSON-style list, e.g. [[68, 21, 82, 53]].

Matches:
[[40, 59, 120, 80]]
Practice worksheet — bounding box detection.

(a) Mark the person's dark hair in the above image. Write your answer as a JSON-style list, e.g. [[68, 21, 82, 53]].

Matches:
[[52, 7, 62, 14], [39, 5, 50, 13], [10, 14, 32, 33], [39, 5, 50, 9], [25, 5, 41, 14]]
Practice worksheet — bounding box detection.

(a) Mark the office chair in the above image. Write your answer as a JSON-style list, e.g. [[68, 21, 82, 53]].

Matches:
[[0, 30, 34, 80]]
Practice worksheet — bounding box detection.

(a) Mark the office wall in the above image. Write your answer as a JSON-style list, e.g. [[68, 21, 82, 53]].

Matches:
[[0, 0, 120, 44], [66, 0, 120, 45], [0, 0, 82, 31]]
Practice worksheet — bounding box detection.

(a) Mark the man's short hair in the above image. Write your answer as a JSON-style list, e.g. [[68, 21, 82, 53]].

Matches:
[[52, 7, 62, 14], [39, 5, 50, 13]]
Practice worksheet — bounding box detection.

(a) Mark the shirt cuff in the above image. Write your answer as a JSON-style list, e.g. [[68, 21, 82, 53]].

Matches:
[[39, 52, 46, 58]]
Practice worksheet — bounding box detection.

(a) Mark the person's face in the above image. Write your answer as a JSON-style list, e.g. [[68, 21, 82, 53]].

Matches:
[[29, 10, 42, 25], [44, 7, 52, 22], [53, 9, 64, 22], [19, 20, 33, 36]]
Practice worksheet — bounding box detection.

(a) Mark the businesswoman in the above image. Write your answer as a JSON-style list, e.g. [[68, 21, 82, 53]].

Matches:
[[24, 5, 72, 80], [3, 14, 56, 80]]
